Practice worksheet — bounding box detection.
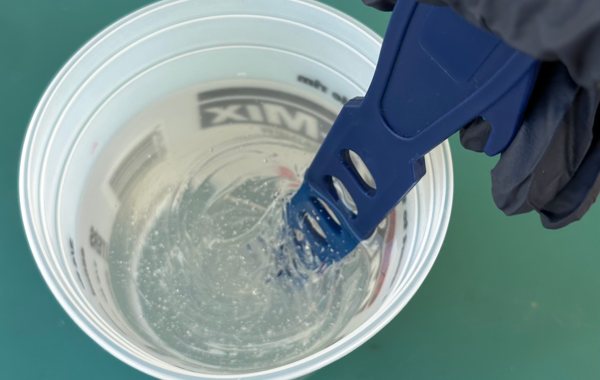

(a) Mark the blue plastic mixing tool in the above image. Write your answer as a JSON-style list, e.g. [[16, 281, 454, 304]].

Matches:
[[286, 0, 539, 266]]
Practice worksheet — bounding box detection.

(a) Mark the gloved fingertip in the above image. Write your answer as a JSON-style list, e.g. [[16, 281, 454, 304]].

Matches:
[[540, 207, 587, 229], [492, 188, 535, 216], [459, 118, 491, 153], [362, 0, 396, 11], [538, 166, 600, 229], [490, 165, 537, 216]]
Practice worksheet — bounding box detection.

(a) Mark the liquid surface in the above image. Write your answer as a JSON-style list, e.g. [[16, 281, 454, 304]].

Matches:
[[80, 83, 391, 373]]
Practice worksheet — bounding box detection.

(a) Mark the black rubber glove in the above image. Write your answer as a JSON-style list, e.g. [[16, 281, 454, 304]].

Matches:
[[363, 0, 600, 228], [362, 0, 396, 11]]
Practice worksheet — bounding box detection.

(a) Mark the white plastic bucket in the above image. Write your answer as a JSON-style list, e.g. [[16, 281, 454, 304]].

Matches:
[[19, 0, 453, 378]]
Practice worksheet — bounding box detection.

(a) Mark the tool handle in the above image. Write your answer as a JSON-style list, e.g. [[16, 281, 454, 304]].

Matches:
[[363, 0, 539, 155], [294, 0, 539, 262]]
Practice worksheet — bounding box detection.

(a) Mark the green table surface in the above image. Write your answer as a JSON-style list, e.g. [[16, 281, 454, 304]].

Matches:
[[2, 1, 599, 379]]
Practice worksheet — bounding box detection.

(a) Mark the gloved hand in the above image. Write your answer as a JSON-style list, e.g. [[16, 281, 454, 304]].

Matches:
[[363, 0, 600, 229]]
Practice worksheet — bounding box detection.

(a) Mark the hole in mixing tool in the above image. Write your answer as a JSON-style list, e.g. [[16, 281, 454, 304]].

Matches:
[[303, 213, 327, 241], [342, 149, 376, 195], [329, 176, 358, 217], [314, 197, 341, 228]]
